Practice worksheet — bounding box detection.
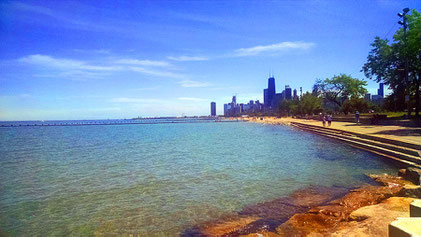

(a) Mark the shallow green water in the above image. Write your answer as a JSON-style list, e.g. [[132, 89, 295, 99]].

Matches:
[[0, 122, 396, 236]]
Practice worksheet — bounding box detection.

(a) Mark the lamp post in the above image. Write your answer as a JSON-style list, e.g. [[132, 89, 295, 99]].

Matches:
[[398, 8, 411, 117]]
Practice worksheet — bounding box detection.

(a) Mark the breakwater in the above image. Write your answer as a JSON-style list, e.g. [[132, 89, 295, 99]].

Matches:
[[0, 118, 240, 127]]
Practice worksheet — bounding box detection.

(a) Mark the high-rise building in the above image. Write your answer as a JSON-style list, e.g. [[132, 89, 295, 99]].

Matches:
[[240, 103, 244, 113], [223, 104, 228, 116], [293, 89, 297, 99], [263, 89, 268, 106], [210, 102, 216, 116], [267, 77, 276, 107], [378, 83, 384, 98], [364, 93, 371, 102], [285, 85, 292, 100]]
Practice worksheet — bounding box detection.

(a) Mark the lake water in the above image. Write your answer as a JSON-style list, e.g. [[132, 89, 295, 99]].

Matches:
[[0, 121, 396, 236]]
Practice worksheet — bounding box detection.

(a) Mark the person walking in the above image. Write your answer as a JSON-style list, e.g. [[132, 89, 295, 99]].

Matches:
[[355, 111, 360, 123], [322, 115, 326, 127], [327, 114, 332, 127]]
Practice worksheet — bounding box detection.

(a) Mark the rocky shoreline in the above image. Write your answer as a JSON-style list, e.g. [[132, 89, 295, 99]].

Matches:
[[183, 173, 418, 236], [182, 117, 421, 236]]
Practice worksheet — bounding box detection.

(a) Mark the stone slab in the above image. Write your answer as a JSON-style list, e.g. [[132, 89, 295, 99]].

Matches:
[[389, 217, 421, 237], [403, 168, 421, 185], [410, 200, 421, 217]]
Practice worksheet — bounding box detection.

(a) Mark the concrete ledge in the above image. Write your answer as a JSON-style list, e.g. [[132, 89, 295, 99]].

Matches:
[[406, 168, 421, 185], [389, 217, 421, 237], [410, 200, 421, 217]]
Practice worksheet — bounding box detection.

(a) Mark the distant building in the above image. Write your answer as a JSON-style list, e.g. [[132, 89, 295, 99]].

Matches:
[[263, 89, 268, 107], [267, 77, 276, 107], [240, 103, 244, 113], [293, 89, 297, 99], [364, 93, 371, 102], [285, 85, 292, 100], [378, 83, 384, 98], [224, 104, 229, 116], [210, 102, 216, 116]]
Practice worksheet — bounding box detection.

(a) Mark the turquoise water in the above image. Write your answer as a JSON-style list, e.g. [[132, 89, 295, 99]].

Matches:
[[0, 122, 396, 236]]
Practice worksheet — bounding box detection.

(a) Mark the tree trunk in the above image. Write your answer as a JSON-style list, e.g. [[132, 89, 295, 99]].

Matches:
[[416, 72, 421, 117]]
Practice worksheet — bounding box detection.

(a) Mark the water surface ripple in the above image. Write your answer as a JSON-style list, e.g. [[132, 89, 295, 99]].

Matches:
[[0, 122, 396, 236]]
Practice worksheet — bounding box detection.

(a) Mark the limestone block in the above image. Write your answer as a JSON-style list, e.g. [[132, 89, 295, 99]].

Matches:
[[405, 168, 421, 185], [410, 200, 421, 217], [400, 186, 421, 198], [389, 217, 421, 237]]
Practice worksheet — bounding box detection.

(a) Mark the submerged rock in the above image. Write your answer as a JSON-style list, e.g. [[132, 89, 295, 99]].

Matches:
[[275, 175, 406, 236]]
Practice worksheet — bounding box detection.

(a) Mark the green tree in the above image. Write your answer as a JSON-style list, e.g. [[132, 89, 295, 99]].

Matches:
[[341, 97, 369, 115], [299, 92, 322, 115], [313, 74, 368, 109], [279, 99, 297, 116], [363, 9, 421, 117]]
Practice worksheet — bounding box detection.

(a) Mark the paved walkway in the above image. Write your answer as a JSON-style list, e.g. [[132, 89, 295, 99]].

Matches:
[[246, 117, 421, 146]]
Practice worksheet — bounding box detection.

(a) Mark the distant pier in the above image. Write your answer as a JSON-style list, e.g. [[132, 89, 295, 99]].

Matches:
[[0, 118, 242, 128]]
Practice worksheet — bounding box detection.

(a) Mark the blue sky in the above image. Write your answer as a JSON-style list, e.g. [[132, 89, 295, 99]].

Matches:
[[0, 0, 420, 120]]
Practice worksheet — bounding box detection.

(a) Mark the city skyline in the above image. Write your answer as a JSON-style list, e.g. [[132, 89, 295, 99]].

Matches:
[[1, 0, 420, 120]]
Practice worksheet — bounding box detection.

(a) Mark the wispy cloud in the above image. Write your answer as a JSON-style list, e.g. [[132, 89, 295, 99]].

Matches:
[[167, 56, 209, 61], [116, 59, 171, 67], [17, 54, 185, 79], [178, 80, 211, 88], [129, 67, 185, 79], [178, 97, 207, 101], [233, 41, 315, 57], [18, 54, 119, 71], [9, 2, 123, 33]]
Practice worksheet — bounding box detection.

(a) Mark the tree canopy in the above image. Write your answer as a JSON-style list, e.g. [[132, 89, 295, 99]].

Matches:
[[313, 74, 367, 108], [362, 9, 420, 116]]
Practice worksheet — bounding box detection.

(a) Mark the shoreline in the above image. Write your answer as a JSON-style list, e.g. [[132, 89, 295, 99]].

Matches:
[[184, 173, 418, 236], [239, 116, 421, 146], [183, 116, 421, 236]]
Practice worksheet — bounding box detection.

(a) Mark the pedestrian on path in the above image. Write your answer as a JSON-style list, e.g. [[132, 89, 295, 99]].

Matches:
[[355, 111, 360, 123], [322, 115, 326, 127], [327, 114, 332, 127]]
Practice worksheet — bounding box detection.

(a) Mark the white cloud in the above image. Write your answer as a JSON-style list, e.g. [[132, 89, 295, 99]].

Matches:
[[233, 41, 315, 57], [167, 56, 209, 61], [129, 67, 185, 79], [116, 59, 171, 67], [18, 54, 119, 71], [17, 54, 186, 79], [178, 97, 207, 101], [178, 80, 211, 88]]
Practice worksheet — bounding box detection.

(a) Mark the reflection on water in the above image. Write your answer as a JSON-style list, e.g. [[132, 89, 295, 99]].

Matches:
[[0, 122, 396, 235]]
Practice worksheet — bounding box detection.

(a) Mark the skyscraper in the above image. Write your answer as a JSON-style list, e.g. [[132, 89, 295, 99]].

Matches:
[[364, 93, 371, 101], [210, 102, 216, 116], [285, 85, 292, 100], [293, 89, 297, 99], [263, 89, 268, 107], [267, 77, 276, 107], [378, 83, 384, 98], [223, 104, 228, 116]]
